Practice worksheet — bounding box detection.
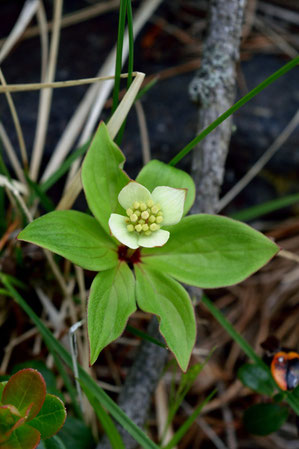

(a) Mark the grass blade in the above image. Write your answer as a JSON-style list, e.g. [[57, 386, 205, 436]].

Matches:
[[25, 174, 55, 212], [115, 0, 134, 146], [80, 381, 126, 449], [41, 140, 90, 193], [162, 390, 216, 449], [126, 324, 166, 348], [169, 56, 299, 166], [112, 0, 128, 114], [230, 193, 299, 222]]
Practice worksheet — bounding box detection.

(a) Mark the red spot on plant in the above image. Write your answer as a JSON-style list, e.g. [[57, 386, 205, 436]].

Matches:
[[117, 245, 141, 264]]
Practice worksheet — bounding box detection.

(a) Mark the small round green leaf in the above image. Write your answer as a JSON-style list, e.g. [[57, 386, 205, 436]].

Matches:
[[2, 369, 46, 420], [29, 394, 66, 439], [238, 363, 274, 396], [18, 210, 118, 272], [244, 403, 288, 435], [142, 215, 279, 288], [136, 159, 195, 215], [135, 265, 196, 372], [1, 424, 41, 449], [12, 362, 63, 401], [88, 263, 136, 365]]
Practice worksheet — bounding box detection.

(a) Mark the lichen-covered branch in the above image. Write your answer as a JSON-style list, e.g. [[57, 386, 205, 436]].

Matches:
[[190, 0, 246, 214], [99, 318, 168, 449]]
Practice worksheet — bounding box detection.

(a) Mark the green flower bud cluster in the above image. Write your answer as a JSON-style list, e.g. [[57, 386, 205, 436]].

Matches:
[[125, 199, 163, 236]]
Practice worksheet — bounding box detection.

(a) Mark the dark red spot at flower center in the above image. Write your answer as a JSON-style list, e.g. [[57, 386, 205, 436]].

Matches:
[[117, 245, 141, 264]]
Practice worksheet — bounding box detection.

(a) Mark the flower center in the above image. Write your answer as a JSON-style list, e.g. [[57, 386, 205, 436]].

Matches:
[[125, 199, 163, 236]]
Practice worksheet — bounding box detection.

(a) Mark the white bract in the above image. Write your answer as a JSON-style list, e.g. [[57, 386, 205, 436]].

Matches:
[[109, 182, 186, 249]]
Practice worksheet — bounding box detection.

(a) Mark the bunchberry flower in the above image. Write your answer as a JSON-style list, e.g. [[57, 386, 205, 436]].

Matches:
[[109, 181, 186, 249]]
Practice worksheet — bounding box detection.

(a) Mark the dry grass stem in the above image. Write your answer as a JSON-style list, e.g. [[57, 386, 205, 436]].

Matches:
[[182, 402, 229, 449], [254, 17, 298, 58], [0, 0, 39, 64], [36, 0, 49, 83], [0, 0, 121, 47], [218, 109, 299, 211], [0, 123, 26, 184], [0, 73, 138, 94], [35, 287, 63, 331], [0, 69, 28, 167], [155, 379, 176, 447], [30, 0, 63, 181], [257, 1, 299, 26], [278, 249, 299, 263], [0, 175, 27, 196]]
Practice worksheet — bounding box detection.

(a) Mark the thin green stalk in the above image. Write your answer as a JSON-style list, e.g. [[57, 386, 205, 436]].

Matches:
[[112, 0, 128, 114], [126, 324, 166, 348], [51, 348, 83, 419], [41, 140, 91, 193], [80, 381, 126, 449], [25, 174, 55, 212], [169, 57, 299, 166], [162, 390, 216, 449], [126, 0, 134, 89], [162, 356, 213, 444], [136, 78, 158, 101], [201, 295, 299, 415], [115, 0, 134, 146], [230, 193, 299, 221]]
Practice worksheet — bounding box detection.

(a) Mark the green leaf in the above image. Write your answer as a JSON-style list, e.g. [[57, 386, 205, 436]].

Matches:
[[135, 265, 196, 371], [37, 436, 66, 449], [238, 363, 274, 396], [29, 394, 66, 439], [136, 160, 195, 215], [18, 210, 118, 272], [56, 417, 94, 449], [142, 215, 279, 288], [88, 262, 136, 365], [2, 424, 41, 449], [80, 381, 125, 449], [2, 369, 46, 420], [81, 122, 130, 233], [243, 403, 288, 435]]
